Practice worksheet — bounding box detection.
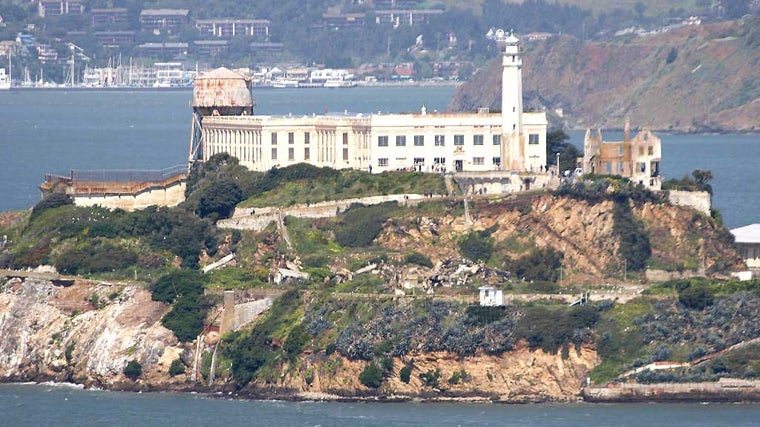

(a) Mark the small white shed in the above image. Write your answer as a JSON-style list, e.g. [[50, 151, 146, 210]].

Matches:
[[478, 285, 504, 307]]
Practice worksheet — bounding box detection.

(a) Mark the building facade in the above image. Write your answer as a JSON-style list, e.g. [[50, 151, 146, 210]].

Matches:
[[731, 224, 760, 271], [582, 119, 662, 190], [191, 35, 546, 176]]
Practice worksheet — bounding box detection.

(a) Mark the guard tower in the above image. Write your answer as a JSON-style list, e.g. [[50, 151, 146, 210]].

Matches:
[[189, 67, 254, 163]]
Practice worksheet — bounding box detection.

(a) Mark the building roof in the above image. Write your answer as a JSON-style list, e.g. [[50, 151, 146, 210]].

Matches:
[[731, 224, 760, 244], [196, 67, 248, 80]]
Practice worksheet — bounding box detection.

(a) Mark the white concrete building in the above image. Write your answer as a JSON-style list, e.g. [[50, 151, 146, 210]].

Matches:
[[192, 34, 547, 175], [479, 285, 504, 307], [731, 224, 760, 270]]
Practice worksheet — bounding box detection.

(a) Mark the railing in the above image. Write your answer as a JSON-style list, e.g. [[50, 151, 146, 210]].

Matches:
[[43, 165, 188, 196], [69, 164, 187, 183]]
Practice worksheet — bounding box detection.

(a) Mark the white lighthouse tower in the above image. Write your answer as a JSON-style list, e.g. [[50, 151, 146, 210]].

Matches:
[[501, 33, 525, 171]]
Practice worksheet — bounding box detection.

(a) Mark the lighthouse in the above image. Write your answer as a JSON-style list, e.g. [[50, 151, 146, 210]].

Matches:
[[501, 33, 525, 171]]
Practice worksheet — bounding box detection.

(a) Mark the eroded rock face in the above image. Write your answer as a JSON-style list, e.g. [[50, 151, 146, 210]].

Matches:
[[377, 194, 742, 283], [0, 278, 184, 388], [271, 346, 598, 402]]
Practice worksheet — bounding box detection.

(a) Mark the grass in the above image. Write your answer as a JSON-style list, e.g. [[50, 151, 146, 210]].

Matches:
[[239, 170, 446, 208]]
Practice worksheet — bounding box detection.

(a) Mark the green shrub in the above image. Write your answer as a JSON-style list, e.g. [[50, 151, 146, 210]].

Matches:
[[169, 358, 186, 377], [56, 241, 138, 275], [458, 231, 494, 262], [404, 252, 433, 268], [613, 200, 651, 272], [151, 270, 207, 304], [399, 365, 412, 383], [161, 295, 211, 342], [284, 323, 308, 361], [359, 363, 384, 388], [123, 359, 142, 381], [678, 284, 714, 310], [448, 369, 469, 385], [32, 193, 73, 217], [197, 178, 244, 221], [509, 247, 564, 283], [419, 368, 441, 388], [334, 202, 398, 247]]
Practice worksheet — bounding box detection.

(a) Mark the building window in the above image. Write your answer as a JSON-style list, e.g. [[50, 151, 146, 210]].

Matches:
[[493, 157, 501, 166], [304, 132, 310, 145], [414, 157, 424, 165], [343, 132, 348, 145], [271, 147, 277, 160], [396, 135, 406, 146], [618, 162, 624, 172], [271, 133, 277, 145], [529, 134, 539, 145], [473, 135, 484, 145], [343, 148, 349, 161], [304, 147, 310, 160], [605, 162, 611, 173], [454, 135, 464, 146], [493, 135, 500, 145], [288, 132, 294, 144], [434, 135, 445, 146], [639, 162, 646, 172], [378, 158, 388, 167], [639, 146, 645, 156], [473, 157, 484, 165], [288, 147, 294, 160], [648, 146, 654, 155], [378, 136, 389, 147], [434, 157, 446, 164], [414, 135, 424, 146]]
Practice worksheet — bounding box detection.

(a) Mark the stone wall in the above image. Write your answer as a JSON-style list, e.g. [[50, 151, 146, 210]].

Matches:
[[218, 193, 436, 231], [73, 181, 186, 211], [667, 190, 711, 216]]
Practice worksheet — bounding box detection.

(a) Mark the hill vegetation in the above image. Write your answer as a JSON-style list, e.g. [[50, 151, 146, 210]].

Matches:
[[450, 16, 760, 132]]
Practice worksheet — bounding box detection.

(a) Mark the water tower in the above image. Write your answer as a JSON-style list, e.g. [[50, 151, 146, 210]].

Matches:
[[189, 67, 254, 163]]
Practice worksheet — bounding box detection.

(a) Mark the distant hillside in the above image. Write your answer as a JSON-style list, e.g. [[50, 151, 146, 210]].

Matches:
[[449, 18, 760, 132]]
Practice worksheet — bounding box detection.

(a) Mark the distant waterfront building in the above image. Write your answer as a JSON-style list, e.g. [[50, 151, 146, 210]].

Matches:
[[190, 34, 547, 177], [90, 8, 128, 30], [38, 1, 84, 18], [137, 42, 188, 59], [582, 119, 662, 190], [195, 19, 270, 39], [139, 9, 189, 34]]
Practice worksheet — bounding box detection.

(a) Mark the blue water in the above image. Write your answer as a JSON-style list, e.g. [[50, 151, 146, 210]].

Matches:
[[1, 87, 759, 228], [1, 384, 758, 427]]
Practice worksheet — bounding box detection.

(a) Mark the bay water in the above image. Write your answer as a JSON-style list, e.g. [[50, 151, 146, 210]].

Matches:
[[1, 383, 759, 427]]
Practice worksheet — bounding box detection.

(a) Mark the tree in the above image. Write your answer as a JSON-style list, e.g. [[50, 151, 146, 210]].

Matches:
[[123, 359, 142, 381], [359, 363, 384, 388], [197, 178, 244, 221], [692, 169, 713, 194], [546, 129, 581, 173], [32, 193, 73, 217]]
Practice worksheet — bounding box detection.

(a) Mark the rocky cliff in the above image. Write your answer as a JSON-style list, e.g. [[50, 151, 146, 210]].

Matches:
[[0, 275, 596, 402], [449, 18, 760, 132], [0, 277, 184, 390]]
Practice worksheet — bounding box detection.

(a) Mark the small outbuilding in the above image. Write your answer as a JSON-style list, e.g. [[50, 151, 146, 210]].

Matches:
[[478, 285, 504, 307], [731, 224, 760, 273]]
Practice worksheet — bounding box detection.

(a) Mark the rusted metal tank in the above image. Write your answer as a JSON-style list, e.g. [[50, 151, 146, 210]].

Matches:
[[192, 67, 254, 116]]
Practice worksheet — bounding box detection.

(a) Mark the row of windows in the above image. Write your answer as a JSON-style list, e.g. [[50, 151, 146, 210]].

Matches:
[[378, 134, 502, 147], [377, 157, 501, 167], [270, 131, 351, 145], [270, 147, 352, 162]]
